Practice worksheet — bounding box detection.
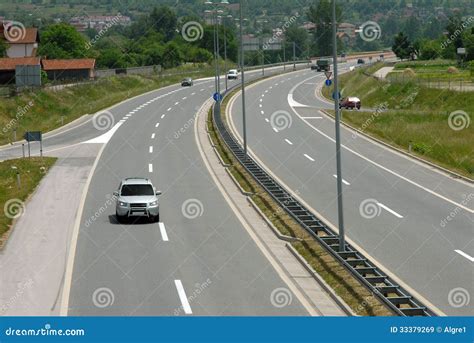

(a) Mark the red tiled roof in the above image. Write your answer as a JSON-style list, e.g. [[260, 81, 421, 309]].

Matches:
[[1, 26, 39, 44], [0, 57, 40, 70], [41, 59, 95, 70]]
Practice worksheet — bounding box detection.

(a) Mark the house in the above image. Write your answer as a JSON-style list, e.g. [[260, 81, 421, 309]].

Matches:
[[338, 23, 356, 38], [0, 57, 40, 84], [0, 23, 39, 58], [41, 59, 95, 81], [68, 15, 131, 32]]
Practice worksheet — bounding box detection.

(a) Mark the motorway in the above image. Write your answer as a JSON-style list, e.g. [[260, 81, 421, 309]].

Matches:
[[2, 64, 326, 316], [229, 61, 473, 315]]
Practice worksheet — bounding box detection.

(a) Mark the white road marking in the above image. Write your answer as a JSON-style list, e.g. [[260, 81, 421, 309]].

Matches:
[[161, 114, 165, 119], [155, 123, 160, 128], [126, 114, 132, 117], [174, 280, 192, 314], [259, 104, 263, 108], [84, 122, 124, 144], [265, 118, 269, 123], [272, 127, 279, 133], [149, 146, 153, 153], [261, 94, 265, 97], [302, 116, 323, 119], [200, 88, 205, 91], [377, 202, 403, 218], [332, 174, 350, 185], [304, 154, 315, 162], [285, 139, 293, 145], [182, 97, 187, 100], [260, 111, 264, 115], [159, 222, 169, 242], [454, 250, 474, 262], [175, 102, 179, 105], [151, 133, 155, 139], [260, 99, 263, 102], [167, 107, 172, 111], [191, 92, 196, 95], [265, 90, 268, 93], [148, 164, 153, 173]]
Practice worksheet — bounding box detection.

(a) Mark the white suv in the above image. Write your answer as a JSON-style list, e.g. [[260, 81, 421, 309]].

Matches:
[[227, 69, 238, 80], [114, 178, 162, 223]]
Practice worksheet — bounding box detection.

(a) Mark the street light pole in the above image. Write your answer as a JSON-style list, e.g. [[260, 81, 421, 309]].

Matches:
[[223, 16, 228, 91], [239, 0, 247, 156], [293, 41, 296, 70], [332, 0, 345, 252]]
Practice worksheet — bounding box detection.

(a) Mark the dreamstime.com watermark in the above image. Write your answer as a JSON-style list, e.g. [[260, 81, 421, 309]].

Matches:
[[85, 13, 123, 50], [2, 101, 34, 135], [4, 324, 85, 337], [174, 278, 212, 315], [84, 194, 118, 228], [0, 278, 34, 314], [351, 102, 388, 139], [439, 193, 473, 228], [262, 14, 300, 50], [441, 16, 474, 49]]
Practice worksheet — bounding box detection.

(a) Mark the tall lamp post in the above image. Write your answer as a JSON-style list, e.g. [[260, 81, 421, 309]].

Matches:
[[332, 0, 345, 252], [222, 14, 232, 91], [239, 0, 247, 157]]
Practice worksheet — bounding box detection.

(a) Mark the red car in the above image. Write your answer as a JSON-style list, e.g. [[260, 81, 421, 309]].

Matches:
[[339, 97, 361, 110]]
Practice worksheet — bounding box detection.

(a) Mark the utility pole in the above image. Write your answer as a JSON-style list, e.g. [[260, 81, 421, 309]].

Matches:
[[239, 0, 247, 157], [293, 42, 296, 70], [332, 0, 345, 252], [283, 38, 286, 71]]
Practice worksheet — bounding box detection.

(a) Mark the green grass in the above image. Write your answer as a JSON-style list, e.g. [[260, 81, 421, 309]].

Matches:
[[323, 64, 474, 177], [0, 157, 57, 248], [0, 64, 225, 146]]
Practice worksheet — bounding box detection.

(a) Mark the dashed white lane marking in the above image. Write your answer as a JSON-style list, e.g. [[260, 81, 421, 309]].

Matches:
[[161, 114, 165, 119], [259, 99, 263, 102], [285, 139, 293, 145], [182, 97, 187, 100], [167, 107, 172, 111], [332, 174, 350, 186], [265, 118, 270, 123], [149, 146, 153, 153], [151, 133, 155, 139], [148, 164, 153, 173], [304, 154, 315, 162], [200, 88, 205, 91], [377, 202, 404, 218], [159, 222, 169, 242], [454, 250, 474, 262], [260, 110, 264, 115], [175, 102, 179, 105], [174, 280, 192, 314], [126, 114, 132, 117], [259, 104, 263, 108], [272, 127, 279, 133], [155, 123, 160, 128], [302, 116, 323, 119], [191, 92, 196, 95]]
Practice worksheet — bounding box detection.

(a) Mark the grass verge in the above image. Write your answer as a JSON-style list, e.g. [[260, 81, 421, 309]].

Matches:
[[208, 82, 394, 316], [322, 63, 473, 178], [0, 64, 226, 146], [0, 157, 57, 249]]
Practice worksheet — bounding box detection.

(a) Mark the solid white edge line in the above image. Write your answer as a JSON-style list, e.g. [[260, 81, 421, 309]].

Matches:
[[174, 280, 192, 314], [302, 116, 323, 119], [149, 163, 153, 173], [454, 250, 474, 262], [377, 202, 404, 218], [304, 154, 315, 162], [159, 222, 169, 242]]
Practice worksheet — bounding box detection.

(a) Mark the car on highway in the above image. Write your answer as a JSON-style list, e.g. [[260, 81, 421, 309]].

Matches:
[[227, 69, 238, 79], [339, 96, 361, 110], [181, 77, 193, 86], [114, 177, 162, 223]]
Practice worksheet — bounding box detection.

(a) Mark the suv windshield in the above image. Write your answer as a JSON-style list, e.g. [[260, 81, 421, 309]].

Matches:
[[121, 184, 154, 196]]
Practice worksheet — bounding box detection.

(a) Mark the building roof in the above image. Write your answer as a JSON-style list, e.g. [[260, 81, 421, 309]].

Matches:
[[0, 57, 40, 70], [1, 26, 39, 44], [42, 59, 96, 70]]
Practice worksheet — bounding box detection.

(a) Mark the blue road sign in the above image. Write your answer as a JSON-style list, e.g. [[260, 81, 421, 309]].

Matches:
[[213, 92, 222, 102], [325, 79, 332, 87], [332, 91, 341, 100]]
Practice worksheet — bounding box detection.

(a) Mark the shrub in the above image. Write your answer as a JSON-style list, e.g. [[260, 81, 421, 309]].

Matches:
[[447, 66, 459, 74]]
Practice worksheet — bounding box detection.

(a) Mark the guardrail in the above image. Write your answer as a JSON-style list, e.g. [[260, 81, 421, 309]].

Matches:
[[211, 64, 435, 317]]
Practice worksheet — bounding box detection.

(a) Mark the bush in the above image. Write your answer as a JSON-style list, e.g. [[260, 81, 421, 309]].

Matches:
[[447, 66, 459, 74]]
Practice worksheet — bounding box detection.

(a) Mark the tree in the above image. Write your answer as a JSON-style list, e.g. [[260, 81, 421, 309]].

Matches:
[[418, 39, 442, 60], [392, 32, 413, 60], [149, 6, 177, 41], [284, 24, 309, 59], [38, 23, 90, 58], [307, 0, 342, 57]]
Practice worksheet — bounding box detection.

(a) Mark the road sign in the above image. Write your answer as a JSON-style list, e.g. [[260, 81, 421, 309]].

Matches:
[[213, 92, 222, 102], [325, 79, 332, 87], [324, 71, 333, 79], [24, 131, 42, 142], [332, 91, 341, 100]]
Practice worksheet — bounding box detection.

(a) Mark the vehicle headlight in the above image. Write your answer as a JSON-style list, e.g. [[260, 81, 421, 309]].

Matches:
[[149, 200, 158, 207], [119, 201, 128, 207]]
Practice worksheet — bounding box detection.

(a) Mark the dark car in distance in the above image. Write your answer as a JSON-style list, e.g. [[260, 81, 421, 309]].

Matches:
[[339, 97, 361, 110], [181, 78, 193, 86]]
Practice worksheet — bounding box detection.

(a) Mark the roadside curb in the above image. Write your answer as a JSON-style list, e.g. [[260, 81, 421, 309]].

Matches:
[[247, 197, 300, 243], [286, 243, 355, 316], [212, 146, 230, 167], [225, 168, 254, 196]]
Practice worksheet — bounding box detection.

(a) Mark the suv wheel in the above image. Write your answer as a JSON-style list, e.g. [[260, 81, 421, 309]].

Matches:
[[116, 212, 126, 223]]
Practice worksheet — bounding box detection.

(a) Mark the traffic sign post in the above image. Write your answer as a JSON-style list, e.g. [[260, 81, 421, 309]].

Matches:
[[23, 131, 43, 158], [325, 79, 332, 87], [324, 71, 333, 80], [213, 92, 222, 102]]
